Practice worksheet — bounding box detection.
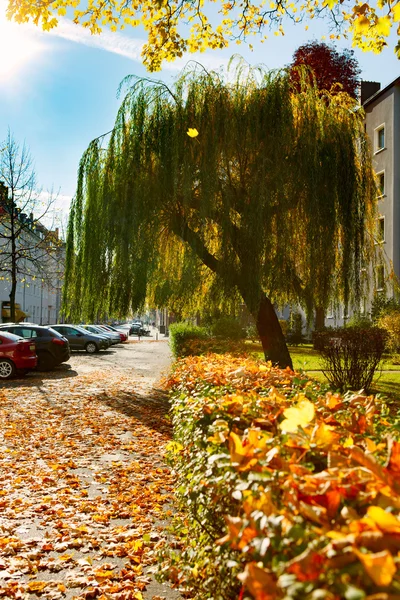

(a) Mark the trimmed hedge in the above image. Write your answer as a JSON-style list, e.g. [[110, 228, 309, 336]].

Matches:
[[158, 353, 400, 600], [168, 322, 208, 358], [169, 321, 247, 358]]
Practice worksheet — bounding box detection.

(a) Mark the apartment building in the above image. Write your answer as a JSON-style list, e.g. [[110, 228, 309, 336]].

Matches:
[[0, 182, 65, 324], [363, 77, 400, 300]]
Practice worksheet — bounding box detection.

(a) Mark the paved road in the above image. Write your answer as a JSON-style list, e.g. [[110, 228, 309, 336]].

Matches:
[[0, 337, 181, 600]]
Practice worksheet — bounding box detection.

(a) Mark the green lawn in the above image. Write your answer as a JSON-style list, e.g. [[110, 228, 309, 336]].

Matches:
[[250, 342, 400, 402]]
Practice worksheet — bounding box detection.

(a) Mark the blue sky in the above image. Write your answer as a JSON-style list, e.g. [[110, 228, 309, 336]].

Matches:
[[0, 0, 398, 231]]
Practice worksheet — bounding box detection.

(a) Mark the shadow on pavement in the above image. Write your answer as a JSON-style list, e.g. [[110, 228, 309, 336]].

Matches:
[[98, 388, 173, 437], [70, 350, 117, 356], [0, 363, 79, 388]]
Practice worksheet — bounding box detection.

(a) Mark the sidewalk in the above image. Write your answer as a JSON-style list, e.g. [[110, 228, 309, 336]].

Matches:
[[0, 341, 180, 600]]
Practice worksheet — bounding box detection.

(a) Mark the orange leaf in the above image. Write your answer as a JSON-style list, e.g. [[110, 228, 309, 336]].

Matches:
[[27, 581, 48, 593], [353, 548, 396, 586], [238, 562, 278, 600]]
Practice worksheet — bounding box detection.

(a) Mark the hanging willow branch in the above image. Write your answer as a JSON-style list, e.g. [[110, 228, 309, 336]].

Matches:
[[63, 60, 377, 365]]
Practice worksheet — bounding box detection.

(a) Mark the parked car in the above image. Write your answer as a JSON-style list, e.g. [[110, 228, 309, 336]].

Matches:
[[99, 324, 128, 342], [81, 324, 121, 345], [112, 323, 131, 335], [0, 324, 70, 371], [129, 323, 151, 336], [0, 331, 38, 379], [51, 324, 109, 353]]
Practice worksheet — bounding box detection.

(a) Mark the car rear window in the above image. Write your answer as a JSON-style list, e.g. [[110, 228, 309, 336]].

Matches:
[[47, 327, 64, 338], [0, 331, 25, 343], [12, 328, 38, 338]]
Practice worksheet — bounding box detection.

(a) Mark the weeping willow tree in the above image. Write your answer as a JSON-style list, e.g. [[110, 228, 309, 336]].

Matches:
[[63, 62, 377, 368]]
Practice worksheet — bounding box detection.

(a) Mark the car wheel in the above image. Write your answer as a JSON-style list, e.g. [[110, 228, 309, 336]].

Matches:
[[0, 358, 16, 380], [85, 342, 98, 354], [36, 352, 56, 371]]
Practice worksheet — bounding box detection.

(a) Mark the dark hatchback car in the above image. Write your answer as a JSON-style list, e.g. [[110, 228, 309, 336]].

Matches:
[[0, 324, 70, 371], [52, 324, 109, 353]]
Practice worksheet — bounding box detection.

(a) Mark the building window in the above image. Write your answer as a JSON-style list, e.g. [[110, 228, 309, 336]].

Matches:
[[376, 216, 385, 243], [375, 125, 385, 152], [376, 264, 385, 291], [377, 171, 385, 196]]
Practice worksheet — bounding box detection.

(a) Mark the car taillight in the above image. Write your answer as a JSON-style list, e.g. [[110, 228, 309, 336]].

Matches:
[[16, 342, 35, 354], [52, 337, 66, 346]]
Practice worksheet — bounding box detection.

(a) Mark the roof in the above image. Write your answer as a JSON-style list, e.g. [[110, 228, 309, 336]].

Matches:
[[363, 76, 400, 107]]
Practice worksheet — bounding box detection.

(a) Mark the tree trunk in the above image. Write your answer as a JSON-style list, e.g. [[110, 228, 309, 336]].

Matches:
[[315, 306, 325, 331], [255, 294, 293, 369], [10, 208, 17, 323]]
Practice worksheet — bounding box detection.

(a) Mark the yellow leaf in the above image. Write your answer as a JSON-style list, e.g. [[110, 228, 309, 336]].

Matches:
[[354, 15, 370, 33], [375, 15, 391, 36], [134, 593, 143, 600], [343, 436, 354, 448], [393, 2, 400, 22], [228, 432, 258, 471], [353, 548, 396, 586], [94, 569, 115, 581], [366, 506, 400, 533], [280, 397, 315, 432], [187, 128, 199, 138], [27, 582, 48, 593], [311, 421, 340, 448]]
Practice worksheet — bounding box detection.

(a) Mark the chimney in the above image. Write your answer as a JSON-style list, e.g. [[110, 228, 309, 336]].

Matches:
[[361, 81, 381, 105]]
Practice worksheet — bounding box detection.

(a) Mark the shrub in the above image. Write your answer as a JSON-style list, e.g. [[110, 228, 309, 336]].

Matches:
[[246, 323, 259, 342], [158, 354, 399, 600], [371, 294, 400, 323], [345, 313, 373, 328], [168, 322, 208, 358], [209, 316, 246, 340], [313, 326, 387, 391], [378, 309, 400, 353], [286, 310, 304, 345]]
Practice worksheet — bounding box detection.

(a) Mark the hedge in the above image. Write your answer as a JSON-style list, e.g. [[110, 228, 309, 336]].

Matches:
[[157, 353, 400, 600], [169, 322, 246, 358]]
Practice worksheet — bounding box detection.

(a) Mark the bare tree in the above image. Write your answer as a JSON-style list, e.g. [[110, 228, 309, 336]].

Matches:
[[0, 130, 61, 323]]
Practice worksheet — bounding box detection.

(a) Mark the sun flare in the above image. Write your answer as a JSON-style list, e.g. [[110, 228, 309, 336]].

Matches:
[[0, 10, 43, 82]]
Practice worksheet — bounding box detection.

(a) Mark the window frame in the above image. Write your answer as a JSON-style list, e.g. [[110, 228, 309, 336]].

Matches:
[[376, 264, 385, 291], [376, 216, 385, 244], [375, 124, 386, 153], [377, 170, 385, 197]]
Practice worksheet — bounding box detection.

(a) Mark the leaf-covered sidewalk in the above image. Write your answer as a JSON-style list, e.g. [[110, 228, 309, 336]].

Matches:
[[0, 367, 177, 600]]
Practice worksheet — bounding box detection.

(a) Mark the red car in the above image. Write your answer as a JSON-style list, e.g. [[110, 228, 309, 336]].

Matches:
[[101, 324, 128, 342], [0, 331, 37, 380]]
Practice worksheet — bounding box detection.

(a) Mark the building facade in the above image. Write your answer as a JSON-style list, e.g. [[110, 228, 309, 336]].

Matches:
[[0, 183, 65, 325], [363, 77, 400, 301]]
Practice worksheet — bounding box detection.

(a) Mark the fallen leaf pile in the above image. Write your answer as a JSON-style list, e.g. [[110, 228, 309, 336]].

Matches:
[[0, 368, 176, 600], [161, 353, 400, 600]]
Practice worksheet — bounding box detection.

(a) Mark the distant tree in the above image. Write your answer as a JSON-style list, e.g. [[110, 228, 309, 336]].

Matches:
[[63, 65, 377, 368], [289, 42, 361, 99], [0, 131, 61, 322]]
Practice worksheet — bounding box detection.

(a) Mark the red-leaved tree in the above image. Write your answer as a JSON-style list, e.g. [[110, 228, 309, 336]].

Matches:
[[289, 41, 361, 99]]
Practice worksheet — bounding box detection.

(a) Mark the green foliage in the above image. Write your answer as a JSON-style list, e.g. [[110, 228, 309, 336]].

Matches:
[[63, 62, 377, 330], [168, 322, 208, 358], [209, 316, 246, 340], [246, 323, 259, 342], [286, 310, 304, 345], [345, 313, 373, 328], [371, 294, 400, 323], [377, 309, 400, 353], [313, 326, 387, 391]]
